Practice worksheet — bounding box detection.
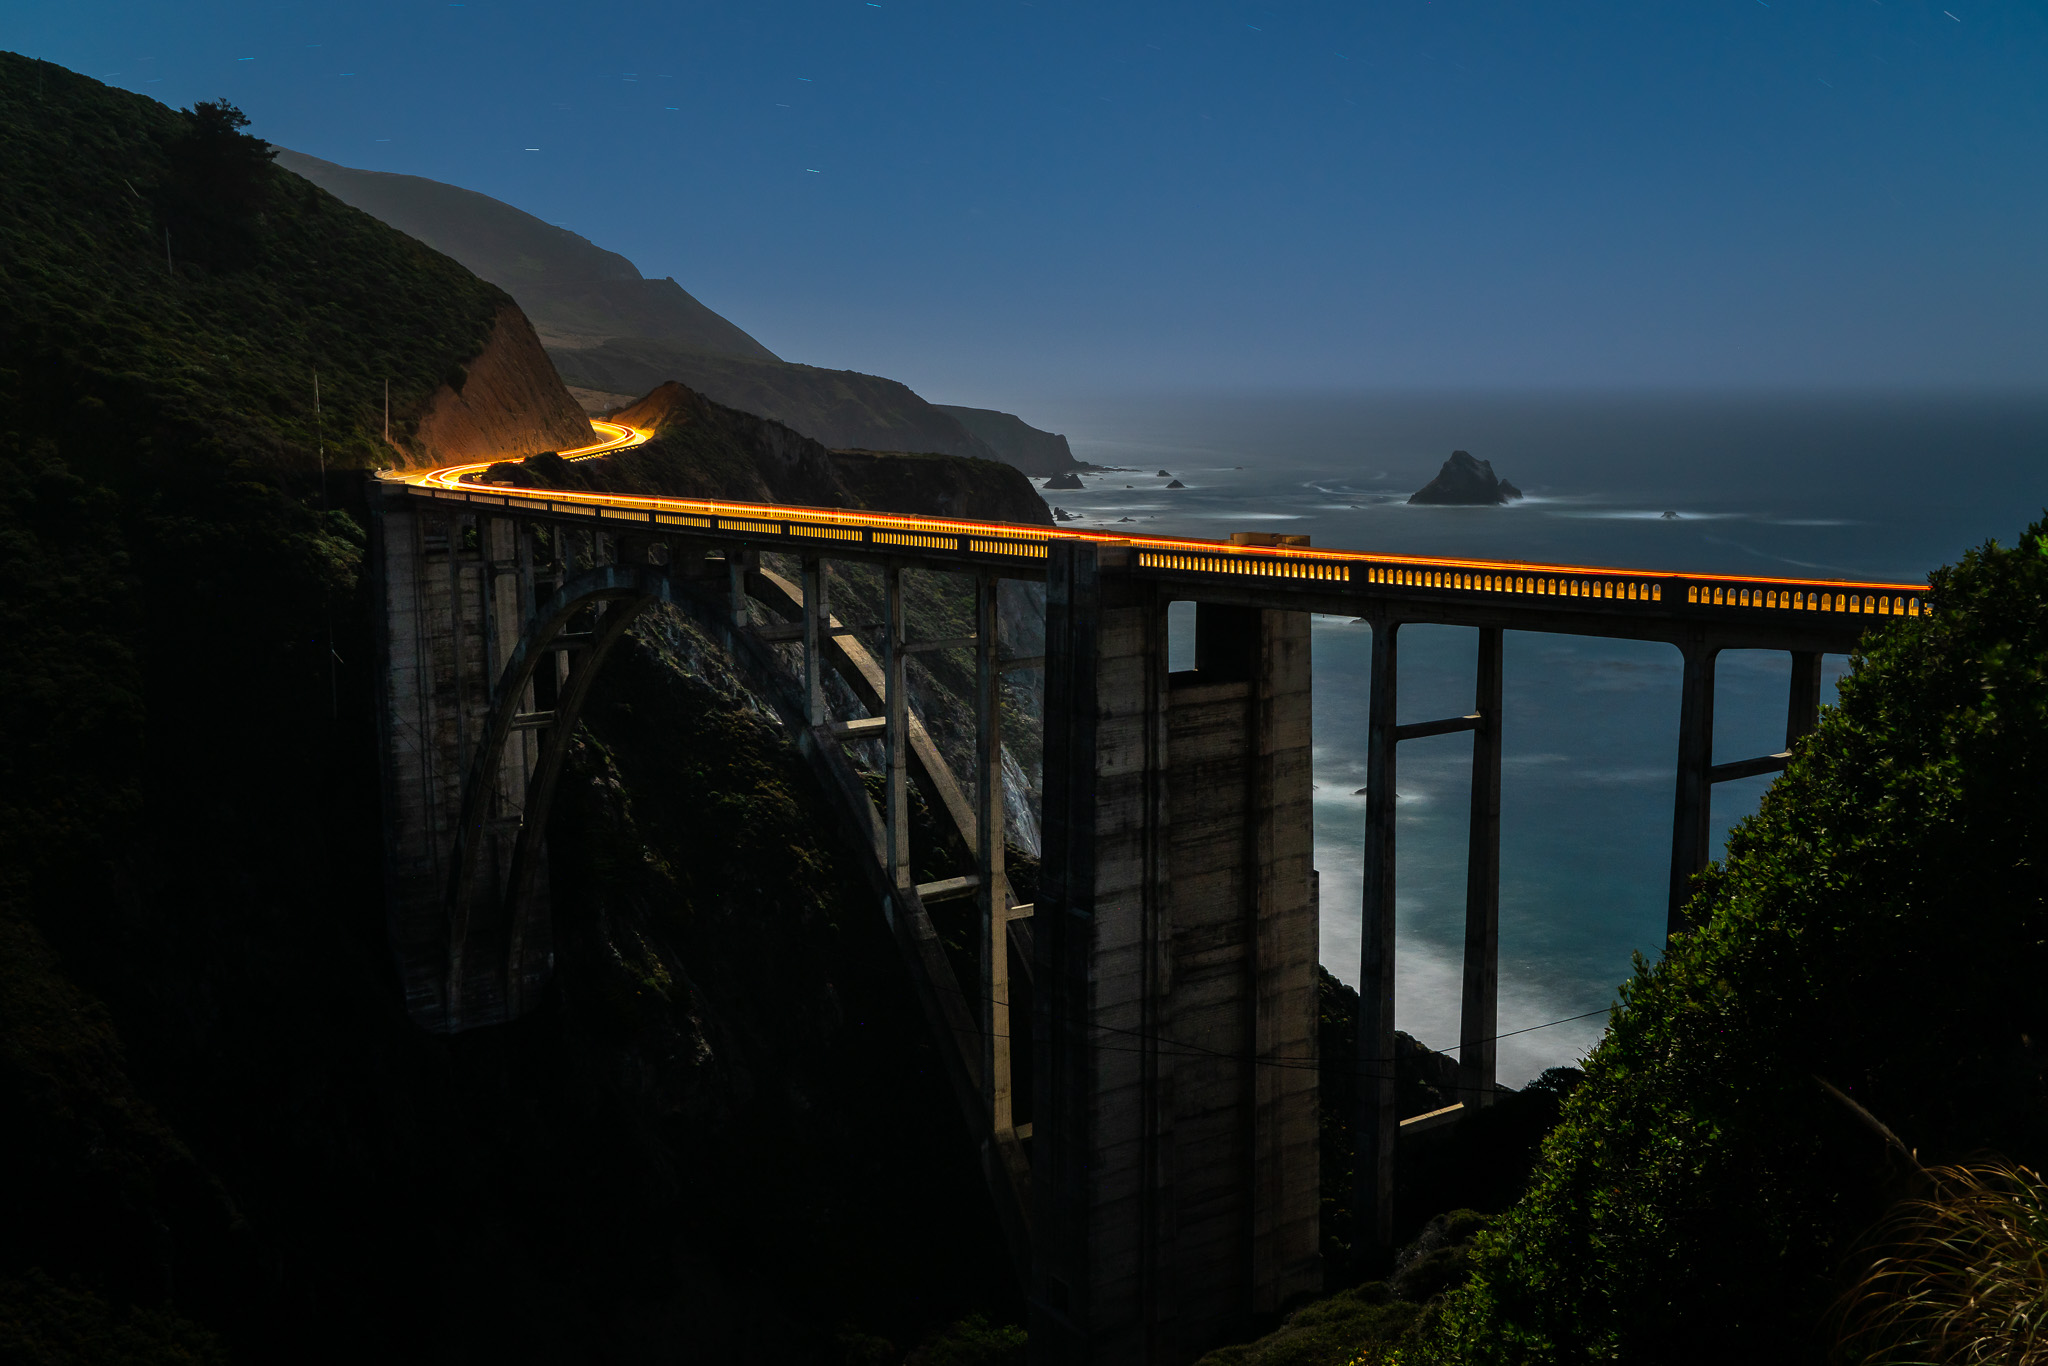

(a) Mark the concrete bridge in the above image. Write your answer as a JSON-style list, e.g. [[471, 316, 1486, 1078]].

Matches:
[[368, 425, 1925, 1365]]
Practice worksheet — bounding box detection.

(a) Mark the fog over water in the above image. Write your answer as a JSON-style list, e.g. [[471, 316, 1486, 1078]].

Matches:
[[1033, 390, 2048, 1086]]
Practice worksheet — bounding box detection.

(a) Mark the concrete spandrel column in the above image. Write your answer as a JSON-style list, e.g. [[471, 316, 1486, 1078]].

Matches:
[[1787, 650, 1823, 747], [802, 554, 829, 729], [1458, 627, 1504, 1110], [976, 572, 1014, 1135], [1356, 618, 1399, 1257], [884, 564, 910, 890], [1668, 640, 1719, 937]]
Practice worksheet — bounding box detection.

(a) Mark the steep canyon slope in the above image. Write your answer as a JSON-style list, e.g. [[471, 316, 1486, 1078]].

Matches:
[[0, 56, 1018, 1363]]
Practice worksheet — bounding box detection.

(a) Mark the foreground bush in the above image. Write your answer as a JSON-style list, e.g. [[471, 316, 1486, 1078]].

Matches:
[[1414, 522, 2048, 1364]]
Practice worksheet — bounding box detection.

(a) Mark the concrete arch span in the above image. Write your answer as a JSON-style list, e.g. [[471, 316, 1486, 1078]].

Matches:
[[441, 561, 670, 1031]]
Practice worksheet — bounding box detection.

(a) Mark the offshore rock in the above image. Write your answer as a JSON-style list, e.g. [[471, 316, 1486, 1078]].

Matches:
[[1043, 470, 1084, 490], [1407, 450, 1524, 506]]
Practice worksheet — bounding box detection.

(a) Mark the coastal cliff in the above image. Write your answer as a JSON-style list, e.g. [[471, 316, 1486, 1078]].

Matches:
[[562, 344, 1011, 464], [932, 404, 1084, 476], [403, 303, 595, 468], [494, 379, 1053, 527]]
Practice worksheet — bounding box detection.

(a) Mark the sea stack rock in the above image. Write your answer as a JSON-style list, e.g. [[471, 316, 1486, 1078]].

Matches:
[[1044, 470, 1084, 490], [1407, 451, 1524, 506]]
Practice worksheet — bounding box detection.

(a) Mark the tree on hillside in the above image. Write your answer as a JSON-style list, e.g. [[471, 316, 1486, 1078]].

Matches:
[[158, 99, 277, 267], [1412, 521, 2048, 1365]]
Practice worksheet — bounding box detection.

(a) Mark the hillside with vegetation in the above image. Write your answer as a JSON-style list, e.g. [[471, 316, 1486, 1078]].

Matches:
[[271, 148, 780, 363], [274, 147, 1082, 477], [0, 54, 1026, 1363]]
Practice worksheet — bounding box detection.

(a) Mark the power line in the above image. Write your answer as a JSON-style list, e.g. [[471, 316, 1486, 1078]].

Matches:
[[927, 990, 1615, 1082]]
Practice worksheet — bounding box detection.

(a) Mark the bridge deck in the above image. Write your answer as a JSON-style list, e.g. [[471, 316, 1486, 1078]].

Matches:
[[382, 423, 1926, 653]]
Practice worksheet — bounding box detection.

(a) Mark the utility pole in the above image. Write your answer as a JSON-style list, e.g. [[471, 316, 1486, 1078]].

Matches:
[[314, 370, 336, 720], [314, 372, 326, 507]]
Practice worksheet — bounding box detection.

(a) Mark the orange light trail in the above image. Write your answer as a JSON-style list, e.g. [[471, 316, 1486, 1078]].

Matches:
[[380, 420, 1927, 596]]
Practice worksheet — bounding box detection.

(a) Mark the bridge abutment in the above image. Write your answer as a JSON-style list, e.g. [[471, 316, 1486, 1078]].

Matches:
[[373, 494, 663, 1032], [1037, 544, 1321, 1365], [373, 497, 547, 1029]]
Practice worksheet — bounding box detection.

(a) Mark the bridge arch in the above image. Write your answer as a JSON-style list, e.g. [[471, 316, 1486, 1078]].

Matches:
[[442, 561, 670, 1030]]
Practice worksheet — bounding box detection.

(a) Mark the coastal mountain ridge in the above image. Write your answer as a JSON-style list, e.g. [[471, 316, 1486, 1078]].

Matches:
[[270, 148, 779, 362], [275, 149, 1085, 478]]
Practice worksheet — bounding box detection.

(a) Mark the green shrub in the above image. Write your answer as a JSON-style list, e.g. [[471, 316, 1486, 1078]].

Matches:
[[1414, 521, 2048, 1364], [904, 1314, 1027, 1366], [1194, 1284, 1418, 1366]]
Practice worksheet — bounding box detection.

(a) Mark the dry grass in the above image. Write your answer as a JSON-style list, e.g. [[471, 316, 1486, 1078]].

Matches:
[[1837, 1161, 2048, 1364]]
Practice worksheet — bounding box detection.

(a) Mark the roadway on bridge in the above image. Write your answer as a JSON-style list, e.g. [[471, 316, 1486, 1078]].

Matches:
[[379, 418, 1926, 608]]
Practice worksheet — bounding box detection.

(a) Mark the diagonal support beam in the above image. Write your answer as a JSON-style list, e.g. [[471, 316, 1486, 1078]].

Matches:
[[747, 567, 982, 857]]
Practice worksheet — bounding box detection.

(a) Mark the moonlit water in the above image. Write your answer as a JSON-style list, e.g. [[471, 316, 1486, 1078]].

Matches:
[[1040, 390, 2048, 1086]]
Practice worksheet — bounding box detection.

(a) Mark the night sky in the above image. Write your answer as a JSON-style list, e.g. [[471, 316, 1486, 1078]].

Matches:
[[16, 0, 2046, 402]]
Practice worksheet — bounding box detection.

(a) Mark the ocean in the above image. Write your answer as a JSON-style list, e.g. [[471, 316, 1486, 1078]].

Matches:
[[1038, 389, 2048, 1086]]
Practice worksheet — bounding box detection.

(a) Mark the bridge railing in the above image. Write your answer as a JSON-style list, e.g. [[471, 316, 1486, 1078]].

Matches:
[[388, 477, 1931, 625]]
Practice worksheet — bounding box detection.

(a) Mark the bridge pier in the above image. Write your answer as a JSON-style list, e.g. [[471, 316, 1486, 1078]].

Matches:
[[1667, 645, 1828, 935], [976, 572, 1019, 1142], [1667, 640, 1720, 935], [1037, 544, 1321, 1365], [1354, 620, 1507, 1256], [1458, 627, 1505, 1113], [373, 497, 542, 1028]]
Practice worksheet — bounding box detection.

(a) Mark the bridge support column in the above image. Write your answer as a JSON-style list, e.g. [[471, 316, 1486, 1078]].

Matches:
[[1037, 544, 1320, 1366], [1667, 640, 1719, 937], [1355, 620, 1399, 1258], [884, 565, 911, 891], [976, 573, 1016, 1137], [802, 553, 829, 727], [1457, 627, 1504, 1111], [1787, 650, 1823, 746]]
